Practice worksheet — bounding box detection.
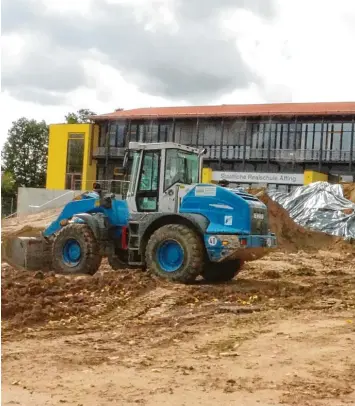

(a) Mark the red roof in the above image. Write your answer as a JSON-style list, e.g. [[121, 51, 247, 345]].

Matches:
[[92, 102, 355, 121]]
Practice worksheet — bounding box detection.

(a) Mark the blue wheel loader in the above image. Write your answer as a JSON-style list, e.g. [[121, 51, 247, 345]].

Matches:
[[3, 142, 276, 283]]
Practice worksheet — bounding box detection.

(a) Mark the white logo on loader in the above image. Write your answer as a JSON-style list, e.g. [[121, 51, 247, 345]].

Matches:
[[208, 236, 218, 246], [224, 216, 233, 226]]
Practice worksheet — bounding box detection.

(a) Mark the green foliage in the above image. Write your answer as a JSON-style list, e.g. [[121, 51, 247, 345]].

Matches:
[[1, 172, 16, 196], [1, 172, 16, 217], [1, 118, 49, 189], [65, 108, 97, 124]]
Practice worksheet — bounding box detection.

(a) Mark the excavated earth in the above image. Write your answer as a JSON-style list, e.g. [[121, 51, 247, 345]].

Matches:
[[2, 196, 355, 406], [342, 182, 355, 204]]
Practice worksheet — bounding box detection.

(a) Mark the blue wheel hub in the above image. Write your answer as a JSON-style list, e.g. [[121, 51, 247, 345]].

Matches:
[[156, 240, 184, 273], [62, 239, 82, 267]]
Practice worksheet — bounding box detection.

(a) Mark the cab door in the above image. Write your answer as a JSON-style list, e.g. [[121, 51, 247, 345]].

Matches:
[[135, 150, 161, 212]]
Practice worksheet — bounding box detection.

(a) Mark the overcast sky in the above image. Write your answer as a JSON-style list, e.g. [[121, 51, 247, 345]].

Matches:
[[1, 0, 355, 146]]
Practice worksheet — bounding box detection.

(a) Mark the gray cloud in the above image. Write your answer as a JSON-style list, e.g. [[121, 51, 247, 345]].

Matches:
[[7, 87, 67, 105], [2, 0, 275, 104], [3, 48, 86, 93]]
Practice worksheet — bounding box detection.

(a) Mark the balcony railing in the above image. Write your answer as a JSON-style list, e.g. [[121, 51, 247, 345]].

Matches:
[[93, 147, 106, 158], [93, 144, 352, 163], [203, 146, 352, 162], [109, 147, 126, 157], [92, 147, 126, 158]]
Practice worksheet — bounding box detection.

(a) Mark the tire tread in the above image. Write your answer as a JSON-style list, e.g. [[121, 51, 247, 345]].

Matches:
[[52, 223, 101, 275], [145, 224, 204, 283]]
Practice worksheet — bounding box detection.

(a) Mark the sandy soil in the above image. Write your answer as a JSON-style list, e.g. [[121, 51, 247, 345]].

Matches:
[[342, 183, 355, 204], [2, 249, 355, 406], [2, 191, 355, 405]]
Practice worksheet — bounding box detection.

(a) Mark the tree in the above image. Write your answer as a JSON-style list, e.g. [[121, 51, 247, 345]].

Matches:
[[1, 118, 49, 189], [65, 108, 97, 124], [1, 172, 17, 217], [1, 172, 16, 196]]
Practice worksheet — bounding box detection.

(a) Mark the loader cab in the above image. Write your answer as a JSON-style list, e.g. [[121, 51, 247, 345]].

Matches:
[[125, 142, 205, 213]]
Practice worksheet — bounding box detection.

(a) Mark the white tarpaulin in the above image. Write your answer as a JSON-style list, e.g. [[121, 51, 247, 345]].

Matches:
[[268, 182, 355, 239]]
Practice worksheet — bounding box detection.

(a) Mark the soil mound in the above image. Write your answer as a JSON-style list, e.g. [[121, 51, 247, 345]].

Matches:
[[255, 191, 354, 253], [1, 262, 156, 329], [1, 208, 61, 239], [342, 182, 355, 203]]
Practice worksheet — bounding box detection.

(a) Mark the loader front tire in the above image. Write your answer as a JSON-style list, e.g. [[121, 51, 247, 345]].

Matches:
[[52, 223, 102, 275], [145, 224, 204, 284], [202, 260, 243, 283]]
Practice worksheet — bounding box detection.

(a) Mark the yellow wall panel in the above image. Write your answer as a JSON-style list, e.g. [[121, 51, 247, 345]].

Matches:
[[46, 124, 68, 190], [304, 170, 328, 185], [46, 123, 95, 191], [202, 167, 213, 183]]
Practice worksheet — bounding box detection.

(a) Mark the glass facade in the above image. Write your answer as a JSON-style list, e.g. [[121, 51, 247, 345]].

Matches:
[[94, 116, 355, 178]]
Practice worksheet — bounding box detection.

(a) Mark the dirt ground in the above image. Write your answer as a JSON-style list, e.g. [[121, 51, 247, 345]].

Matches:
[[2, 192, 355, 405], [2, 248, 355, 406]]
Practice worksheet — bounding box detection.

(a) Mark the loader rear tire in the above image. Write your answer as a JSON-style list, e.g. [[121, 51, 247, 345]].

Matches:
[[145, 224, 204, 284], [202, 260, 243, 283], [52, 223, 102, 275]]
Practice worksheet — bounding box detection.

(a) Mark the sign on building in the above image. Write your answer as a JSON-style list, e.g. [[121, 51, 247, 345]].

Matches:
[[212, 171, 304, 185]]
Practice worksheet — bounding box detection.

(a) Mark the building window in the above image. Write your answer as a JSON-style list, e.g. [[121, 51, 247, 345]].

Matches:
[[65, 133, 84, 189], [129, 123, 139, 142], [99, 123, 106, 147], [66, 134, 84, 173], [313, 123, 322, 150], [275, 123, 283, 149], [109, 123, 116, 147], [108, 121, 126, 147], [141, 121, 159, 143], [224, 119, 248, 146], [116, 123, 126, 147], [251, 123, 267, 149], [159, 123, 172, 142], [268, 123, 277, 150], [175, 120, 195, 145]]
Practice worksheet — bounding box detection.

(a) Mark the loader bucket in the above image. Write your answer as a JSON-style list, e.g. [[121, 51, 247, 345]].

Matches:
[[1, 226, 52, 271]]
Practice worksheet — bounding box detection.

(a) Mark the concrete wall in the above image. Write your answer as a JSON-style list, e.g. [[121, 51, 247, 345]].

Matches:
[[17, 187, 82, 216]]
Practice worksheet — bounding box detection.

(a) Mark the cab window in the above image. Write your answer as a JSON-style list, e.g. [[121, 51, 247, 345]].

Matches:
[[164, 149, 199, 191]]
